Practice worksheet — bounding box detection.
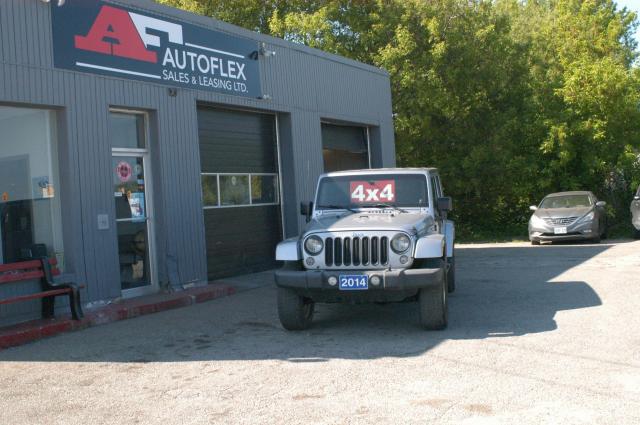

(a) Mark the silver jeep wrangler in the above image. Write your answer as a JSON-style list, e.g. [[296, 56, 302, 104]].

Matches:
[[275, 168, 455, 330]]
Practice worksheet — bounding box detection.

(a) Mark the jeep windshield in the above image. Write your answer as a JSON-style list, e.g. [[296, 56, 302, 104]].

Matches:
[[316, 173, 429, 210]]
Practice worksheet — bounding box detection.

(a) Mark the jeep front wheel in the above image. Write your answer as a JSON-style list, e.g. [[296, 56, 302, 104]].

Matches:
[[277, 287, 315, 331], [418, 260, 448, 330]]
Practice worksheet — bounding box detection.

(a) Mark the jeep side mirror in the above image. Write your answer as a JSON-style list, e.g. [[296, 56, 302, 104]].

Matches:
[[529, 205, 538, 211], [437, 197, 452, 213], [595, 201, 606, 208], [300, 201, 313, 222]]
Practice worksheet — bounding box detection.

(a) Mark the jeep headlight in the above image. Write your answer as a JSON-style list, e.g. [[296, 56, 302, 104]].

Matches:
[[391, 233, 410, 254], [304, 235, 324, 255]]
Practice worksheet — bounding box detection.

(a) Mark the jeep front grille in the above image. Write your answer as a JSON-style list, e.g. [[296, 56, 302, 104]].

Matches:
[[325, 236, 389, 267]]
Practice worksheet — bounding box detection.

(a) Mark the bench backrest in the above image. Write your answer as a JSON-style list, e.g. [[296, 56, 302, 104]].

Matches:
[[0, 258, 60, 285]]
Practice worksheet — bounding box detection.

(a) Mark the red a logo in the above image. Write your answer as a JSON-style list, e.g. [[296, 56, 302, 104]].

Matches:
[[74, 5, 157, 63]]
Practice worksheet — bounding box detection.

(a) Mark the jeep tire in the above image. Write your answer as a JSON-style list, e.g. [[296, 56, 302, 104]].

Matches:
[[418, 259, 448, 330], [447, 255, 456, 293], [277, 287, 314, 331]]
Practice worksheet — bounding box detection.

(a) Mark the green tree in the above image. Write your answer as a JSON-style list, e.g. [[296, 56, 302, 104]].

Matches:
[[507, 0, 640, 229], [157, 0, 640, 238]]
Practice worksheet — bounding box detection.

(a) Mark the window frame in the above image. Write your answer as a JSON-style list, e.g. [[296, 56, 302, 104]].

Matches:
[[0, 105, 64, 267], [201, 172, 280, 209]]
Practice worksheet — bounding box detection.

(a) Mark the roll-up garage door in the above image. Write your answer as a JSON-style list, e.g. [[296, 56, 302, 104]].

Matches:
[[322, 123, 369, 172], [198, 107, 281, 280]]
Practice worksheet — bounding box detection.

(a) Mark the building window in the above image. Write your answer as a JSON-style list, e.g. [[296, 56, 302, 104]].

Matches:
[[0, 106, 64, 269], [220, 175, 250, 206], [321, 123, 369, 172], [201, 173, 279, 208], [251, 175, 278, 204], [201, 175, 218, 206], [109, 112, 146, 149]]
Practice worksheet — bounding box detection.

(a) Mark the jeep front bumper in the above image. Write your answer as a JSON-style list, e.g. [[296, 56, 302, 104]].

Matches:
[[275, 267, 443, 292]]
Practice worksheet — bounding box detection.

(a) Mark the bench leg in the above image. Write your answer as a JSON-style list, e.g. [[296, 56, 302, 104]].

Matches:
[[42, 296, 55, 319], [68, 288, 84, 320]]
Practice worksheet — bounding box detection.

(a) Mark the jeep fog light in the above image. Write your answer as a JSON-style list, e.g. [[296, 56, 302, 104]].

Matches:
[[328, 276, 338, 286], [400, 255, 409, 264], [304, 235, 324, 255], [370, 275, 381, 286], [306, 257, 315, 266], [391, 234, 410, 253]]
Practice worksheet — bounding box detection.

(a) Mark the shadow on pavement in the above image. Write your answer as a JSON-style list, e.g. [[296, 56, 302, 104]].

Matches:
[[0, 242, 618, 363]]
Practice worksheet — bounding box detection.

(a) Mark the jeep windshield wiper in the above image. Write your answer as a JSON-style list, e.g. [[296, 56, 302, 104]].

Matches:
[[360, 203, 408, 213], [317, 204, 358, 213]]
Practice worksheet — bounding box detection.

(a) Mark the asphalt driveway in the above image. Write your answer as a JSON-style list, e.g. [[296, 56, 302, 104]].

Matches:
[[1, 240, 639, 424]]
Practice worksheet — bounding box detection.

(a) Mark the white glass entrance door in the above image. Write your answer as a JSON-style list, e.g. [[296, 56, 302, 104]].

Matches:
[[109, 111, 156, 296]]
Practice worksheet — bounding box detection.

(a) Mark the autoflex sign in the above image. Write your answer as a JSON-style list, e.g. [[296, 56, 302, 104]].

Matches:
[[51, 0, 261, 98]]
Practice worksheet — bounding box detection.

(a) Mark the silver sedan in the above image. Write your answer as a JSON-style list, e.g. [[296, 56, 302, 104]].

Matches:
[[528, 191, 606, 245], [632, 186, 640, 239]]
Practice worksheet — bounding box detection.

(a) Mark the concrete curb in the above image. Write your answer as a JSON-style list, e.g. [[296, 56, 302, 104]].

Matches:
[[0, 284, 236, 350]]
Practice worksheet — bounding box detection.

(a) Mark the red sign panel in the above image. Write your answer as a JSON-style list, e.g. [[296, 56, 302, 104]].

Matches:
[[349, 180, 396, 203]]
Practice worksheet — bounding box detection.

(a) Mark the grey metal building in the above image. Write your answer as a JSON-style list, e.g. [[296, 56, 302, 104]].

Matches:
[[0, 0, 395, 325]]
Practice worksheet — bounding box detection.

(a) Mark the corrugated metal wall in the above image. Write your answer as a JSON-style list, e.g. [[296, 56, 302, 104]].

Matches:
[[0, 0, 395, 325]]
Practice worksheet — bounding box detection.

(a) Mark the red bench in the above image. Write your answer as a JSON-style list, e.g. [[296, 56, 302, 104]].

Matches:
[[0, 258, 84, 320]]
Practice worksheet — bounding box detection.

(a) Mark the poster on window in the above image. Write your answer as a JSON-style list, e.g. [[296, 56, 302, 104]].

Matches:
[[349, 180, 396, 203], [32, 176, 55, 199], [128, 192, 145, 221]]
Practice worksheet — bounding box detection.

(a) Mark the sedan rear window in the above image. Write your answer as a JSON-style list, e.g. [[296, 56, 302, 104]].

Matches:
[[540, 194, 592, 209]]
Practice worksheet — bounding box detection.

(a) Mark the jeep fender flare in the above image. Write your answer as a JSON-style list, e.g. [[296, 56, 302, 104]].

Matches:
[[276, 238, 301, 261], [414, 234, 445, 259], [415, 221, 455, 259]]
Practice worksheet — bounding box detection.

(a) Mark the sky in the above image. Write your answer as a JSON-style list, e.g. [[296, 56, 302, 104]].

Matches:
[[616, 0, 640, 45]]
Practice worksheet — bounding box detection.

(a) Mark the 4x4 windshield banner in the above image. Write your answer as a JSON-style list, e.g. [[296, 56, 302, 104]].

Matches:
[[51, 0, 262, 98]]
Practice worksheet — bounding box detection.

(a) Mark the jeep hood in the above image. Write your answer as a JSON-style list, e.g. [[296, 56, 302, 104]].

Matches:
[[304, 212, 431, 235]]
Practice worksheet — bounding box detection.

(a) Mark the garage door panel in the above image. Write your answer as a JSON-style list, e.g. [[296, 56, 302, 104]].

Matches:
[[198, 106, 281, 281], [322, 123, 369, 172], [203, 206, 281, 280]]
